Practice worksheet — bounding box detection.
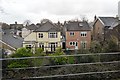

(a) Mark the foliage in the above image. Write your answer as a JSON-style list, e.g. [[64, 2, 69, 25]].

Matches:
[[10, 48, 32, 58], [34, 48, 45, 56], [75, 55, 99, 63], [8, 48, 33, 68], [90, 41, 103, 53], [107, 39, 118, 52], [67, 56, 75, 64], [49, 47, 67, 65], [78, 49, 90, 54]]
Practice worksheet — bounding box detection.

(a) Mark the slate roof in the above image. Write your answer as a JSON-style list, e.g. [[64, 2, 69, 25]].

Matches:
[[0, 29, 23, 49], [65, 21, 91, 31], [34, 21, 60, 32], [99, 17, 118, 27], [10, 24, 23, 29], [26, 24, 38, 30]]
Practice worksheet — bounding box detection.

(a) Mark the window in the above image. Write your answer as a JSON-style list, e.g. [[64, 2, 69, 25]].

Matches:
[[26, 45, 32, 49], [38, 33, 43, 38], [48, 32, 57, 38], [81, 32, 87, 37], [49, 42, 58, 47], [70, 32, 74, 36], [81, 41, 87, 49], [69, 42, 77, 46], [39, 43, 44, 50]]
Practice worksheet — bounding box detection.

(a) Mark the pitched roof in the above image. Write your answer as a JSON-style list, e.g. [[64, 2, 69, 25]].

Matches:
[[10, 24, 23, 28], [0, 29, 23, 49], [34, 21, 60, 32], [99, 17, 118, 27], [65, 21, 91, 31], [25, 24, 38, 30]]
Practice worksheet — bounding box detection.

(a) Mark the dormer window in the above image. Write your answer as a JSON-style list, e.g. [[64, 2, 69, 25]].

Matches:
[[70, 32, 74, 36], [79, 23, 83, 26], [10, 31, 14, 34]]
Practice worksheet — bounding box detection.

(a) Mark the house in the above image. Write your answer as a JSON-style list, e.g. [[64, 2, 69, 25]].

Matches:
[[10, 22, 23, 30], [0, 29, 24, 53], [22, 24, 38, 38], [64, 21, 91, 50], [93, 16, 118, 41], [108, 21, 120, 48], [23, 21, 62, 52]]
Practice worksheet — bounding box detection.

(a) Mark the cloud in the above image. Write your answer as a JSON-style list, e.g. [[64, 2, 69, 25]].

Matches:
[[0, 0, 120, 23]]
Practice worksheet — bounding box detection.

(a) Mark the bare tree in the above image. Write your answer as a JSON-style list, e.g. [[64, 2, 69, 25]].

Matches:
[[23, 20, 32, 27]]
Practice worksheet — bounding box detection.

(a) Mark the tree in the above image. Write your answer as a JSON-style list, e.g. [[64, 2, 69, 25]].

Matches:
[[23, 20, 32, 27], [40, 19, 52, 24], [1, 23, 10, 29], [107, 39, 118, 52], [90, 41, 102, 53]]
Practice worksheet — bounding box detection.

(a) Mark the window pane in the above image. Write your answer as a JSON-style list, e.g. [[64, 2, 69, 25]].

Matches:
[[70, 32, 74, 36]]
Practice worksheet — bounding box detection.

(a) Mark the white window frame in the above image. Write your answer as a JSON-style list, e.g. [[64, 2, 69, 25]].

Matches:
[[69, 41, 77, 46], [70, 32, 75, 36], [80, 32, 87, 37], [38, 33, 43, 38], [48, 32, 57, 38], [81, 41, 87, 49], [26, 45, 32, 49], [39, 43, 44, 50], [49, 42, 58, 47]]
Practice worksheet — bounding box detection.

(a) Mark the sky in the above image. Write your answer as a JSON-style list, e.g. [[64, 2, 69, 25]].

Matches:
[[0, 0, 120, 24]]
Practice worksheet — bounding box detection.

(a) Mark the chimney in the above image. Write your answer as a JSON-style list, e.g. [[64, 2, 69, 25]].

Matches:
[[94, 15, 97, 21], [15, 21, 17, 24]]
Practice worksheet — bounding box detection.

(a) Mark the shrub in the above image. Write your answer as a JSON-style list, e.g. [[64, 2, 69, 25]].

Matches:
[[49, 47, 67, 65], [7, 48, 33, 68]]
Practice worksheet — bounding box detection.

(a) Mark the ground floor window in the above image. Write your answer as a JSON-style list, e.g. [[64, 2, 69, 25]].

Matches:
[[48, 42, 58, 51], [69, 41, 78, 46], [26, 45, 32, 49], [39, 43, 44, 50], [81, 41, 87, 49]]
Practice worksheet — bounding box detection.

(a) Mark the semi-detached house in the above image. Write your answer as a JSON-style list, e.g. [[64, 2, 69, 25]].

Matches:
[[64, 21, 91, 50], [23, 21, 62, 52]]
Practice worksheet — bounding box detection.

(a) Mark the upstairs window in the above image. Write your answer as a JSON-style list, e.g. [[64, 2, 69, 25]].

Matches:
[[39, 33, 43, 38], [70, 32, 74, 36], [48, 32, 57, 38], [81, 32, 87, 37]]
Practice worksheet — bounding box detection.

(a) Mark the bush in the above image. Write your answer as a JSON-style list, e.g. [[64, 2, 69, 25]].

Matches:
[[49, 48, 67, 65], [78, 49, 90, 54], [90, 41, 102, 53], [34, 48, 45, 56], [7, 48, 33, 68], [107, 40, 118, 52]]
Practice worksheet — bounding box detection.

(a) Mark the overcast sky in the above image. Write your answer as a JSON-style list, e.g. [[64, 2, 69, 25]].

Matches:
[[0, 0, 120, 24]]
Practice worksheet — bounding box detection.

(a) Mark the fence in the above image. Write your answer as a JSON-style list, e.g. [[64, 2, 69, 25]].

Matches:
[[1, 52, 120, 79]]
